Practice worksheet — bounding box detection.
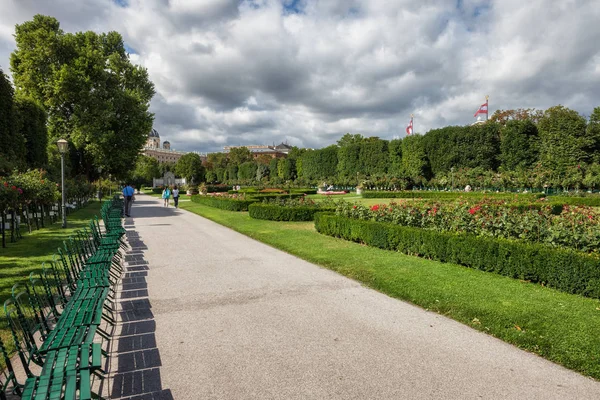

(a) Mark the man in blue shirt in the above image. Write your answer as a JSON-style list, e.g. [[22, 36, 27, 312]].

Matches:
[[122, 183, 135, 217]]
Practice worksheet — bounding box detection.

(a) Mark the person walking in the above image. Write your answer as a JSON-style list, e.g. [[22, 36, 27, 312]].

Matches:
[[122, 183, 135, 217], [162, 186, 171, 207], [172, 186, 180, 208]]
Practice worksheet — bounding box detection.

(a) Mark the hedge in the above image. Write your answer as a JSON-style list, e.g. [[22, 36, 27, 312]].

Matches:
[[206, 185, 233, 193], [190, 195, 258, 211], [314, 213, 600, 298], [548, 196, 600, 207], [248, 203, 335, 221], [249, 193, 305, 201], [362, 191, 538, 201], [289, 188, 318, 195]]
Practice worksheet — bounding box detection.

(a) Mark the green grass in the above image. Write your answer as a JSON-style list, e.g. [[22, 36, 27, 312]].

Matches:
[[0, 201, 102, 354], [179, 200, 600, 380]]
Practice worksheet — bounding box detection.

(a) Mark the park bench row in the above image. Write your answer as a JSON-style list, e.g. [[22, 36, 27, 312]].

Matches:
[[0, 197, 127, 400]]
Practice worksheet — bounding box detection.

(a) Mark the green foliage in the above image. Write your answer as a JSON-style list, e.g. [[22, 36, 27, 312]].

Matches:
[[538, 105, 589, 172], [359, 137, 388, 175], [362, 191, 538, 201], [10, 15, 155, 180], [388, 139, 403, 177], [0, 69, 26, 173], [401, 134, 430, 183], [299, 146, 338, 181], [175, 153, 204, 184], [249, 202, 334, 221], [277, 158, 295, 180], [586, 107, 600, 164], [500, 120, 539, 171], [14, 95, 48, 169], [314, 213, 600, 298], [205, 185, 233, 193], [237, 161, 257, 181], [10, 169, 59, 204], [227, 147, 253, 166], [336, 133, 364, 147], [190, 195, 257, 211], [131, 155, 160, 188]]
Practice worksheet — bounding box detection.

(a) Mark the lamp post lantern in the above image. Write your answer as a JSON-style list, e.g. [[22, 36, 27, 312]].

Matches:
[[57, 139, 68, 228]]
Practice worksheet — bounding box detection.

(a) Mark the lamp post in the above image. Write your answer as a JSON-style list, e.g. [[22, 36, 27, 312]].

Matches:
[[56, 139, 69, 228]]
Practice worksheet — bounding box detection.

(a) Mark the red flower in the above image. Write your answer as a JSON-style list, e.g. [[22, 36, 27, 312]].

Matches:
[[353, 205, 357, 209], [371, 205, 380, 211], [11, 185, 16, 191], [17, 188, 23, 194]]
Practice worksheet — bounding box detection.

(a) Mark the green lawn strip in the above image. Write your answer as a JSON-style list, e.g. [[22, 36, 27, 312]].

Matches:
[[180, 201, 600, 380], [0, 201, 101, 359]]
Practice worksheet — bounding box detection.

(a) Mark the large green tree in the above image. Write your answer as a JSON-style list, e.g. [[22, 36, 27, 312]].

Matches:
[[0, 69, 26, 173], [130, 155, 159, 187], [499, 119, 539, 171], [586, 107, 600, 164], [14, 95, 48, 169], [537, 105, 589, 172], [401, 134, 430, 184], [10, 15, 155, 180], [175, 153, 205, 184]]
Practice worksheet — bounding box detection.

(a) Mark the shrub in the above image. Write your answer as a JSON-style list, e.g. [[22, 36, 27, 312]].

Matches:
[[190, 195, 258, 211], [206, 185, 233, 193], [249, 193, 305, 201], [289, 188, 318, 195], [314, 213, 600, 298], [249, 202, 335, 221], [362, 191, 538, 201]]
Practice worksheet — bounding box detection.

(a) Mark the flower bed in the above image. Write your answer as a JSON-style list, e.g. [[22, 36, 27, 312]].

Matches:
[[314, 213, 600, 298], [362, 191, 540, 201], [336, 199, 599, 253]]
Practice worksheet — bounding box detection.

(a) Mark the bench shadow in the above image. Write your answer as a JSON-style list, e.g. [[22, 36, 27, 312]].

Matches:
[[105, 227, 173, 400]]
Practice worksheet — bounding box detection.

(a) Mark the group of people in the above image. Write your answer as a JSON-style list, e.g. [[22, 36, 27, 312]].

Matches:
[[161, 186, 180, 208], [120, 183, 181, 218]]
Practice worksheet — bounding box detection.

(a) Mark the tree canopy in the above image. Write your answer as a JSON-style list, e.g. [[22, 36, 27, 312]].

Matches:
[[10, 15, 155, 180]]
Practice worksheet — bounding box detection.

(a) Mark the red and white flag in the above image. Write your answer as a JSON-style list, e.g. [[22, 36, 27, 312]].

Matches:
[[474, 102, 488, 117], [406, 116, 413, 135]]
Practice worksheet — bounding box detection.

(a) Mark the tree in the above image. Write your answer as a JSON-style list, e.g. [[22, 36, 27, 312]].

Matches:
[[299, 146, 338, 181], [499, 120, 539, 171], [237, 161, 257, 182], [337, 133, 363, 147], [358, 137, 388, 175], [10, 15, 155, 180], [585, 107, 600, 164], [14, 95, 48, 169], [401, 134, 430, 184], [227, 147, 252, 166], [388, 139, 403, 177], [490, 108, 544, 126], [537, 105, 589, 172], [0, 69, 26, 172], [175, 153, 204, 184], [130, 155, 159, 187]]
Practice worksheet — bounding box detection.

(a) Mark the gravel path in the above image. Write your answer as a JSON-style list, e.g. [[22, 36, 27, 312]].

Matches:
[[111, 194, 600, 399]]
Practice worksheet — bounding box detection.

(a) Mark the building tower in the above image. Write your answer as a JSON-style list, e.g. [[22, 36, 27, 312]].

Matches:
[[147, 129, 160, 149], [163, 140, 171, 150]]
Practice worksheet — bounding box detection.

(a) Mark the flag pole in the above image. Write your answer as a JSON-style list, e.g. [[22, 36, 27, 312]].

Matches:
[[411, 113, 414, 134]]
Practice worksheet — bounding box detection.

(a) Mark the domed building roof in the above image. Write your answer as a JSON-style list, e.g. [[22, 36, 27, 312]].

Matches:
[[163, 140, 170, 144], [149, 129, 160, 138]]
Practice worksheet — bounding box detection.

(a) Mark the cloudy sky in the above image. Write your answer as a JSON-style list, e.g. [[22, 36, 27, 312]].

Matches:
[[1, 0, 599, 153]]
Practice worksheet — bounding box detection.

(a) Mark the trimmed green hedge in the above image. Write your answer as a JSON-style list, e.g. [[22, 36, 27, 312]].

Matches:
[[190, 195, 258, 211], [289, 188, 318, 195], [248, 203, 335, 221], [548, 196, 600, 207], [206, 185, 233, 193], [249, 193, 305, 201], [362, 191, 538, 201], [314, 213, 600, 298], [151, 188, 162, 194]]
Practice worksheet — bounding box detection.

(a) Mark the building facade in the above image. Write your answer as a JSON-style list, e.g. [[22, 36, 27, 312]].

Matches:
[[223, 142, 292, 159], [142, 129, 188, 163]]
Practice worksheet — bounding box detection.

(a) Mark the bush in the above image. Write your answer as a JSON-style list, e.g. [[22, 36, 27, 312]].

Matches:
[[314, 213, 600, 298], [206, 185, 233, 193], [190, 195, 258, 211], [249, 203, 335, 221], [152, 188, 162, 194], [249, 193, 305, 201], [547, 196, 600, 207], [362, 191, 538, 201], [289, 188, 318, 195]]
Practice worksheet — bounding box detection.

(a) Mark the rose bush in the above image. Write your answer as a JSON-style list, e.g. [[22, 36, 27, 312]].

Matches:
[[336, 198, 600, 253]]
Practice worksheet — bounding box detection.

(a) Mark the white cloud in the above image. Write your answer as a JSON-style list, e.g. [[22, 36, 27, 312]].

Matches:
[[1, 0, 599, 152]]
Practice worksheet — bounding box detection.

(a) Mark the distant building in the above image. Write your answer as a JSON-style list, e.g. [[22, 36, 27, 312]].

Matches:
[[142, 129, 204, 164], [223, 142, 292, 159]]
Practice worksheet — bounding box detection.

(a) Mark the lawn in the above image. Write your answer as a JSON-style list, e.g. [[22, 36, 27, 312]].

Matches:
[[179, 200, 600, 380], [0, 201, 102, 355]]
